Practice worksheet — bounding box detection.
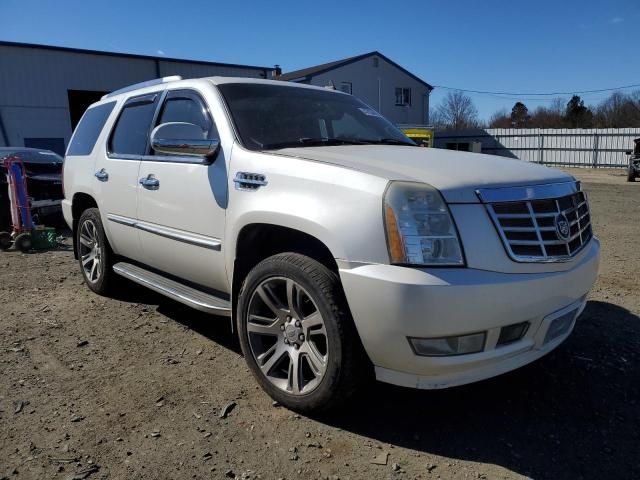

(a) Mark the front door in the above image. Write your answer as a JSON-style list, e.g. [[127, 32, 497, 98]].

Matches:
[[136, 88, 228, 292], [97, 92, 160, 263]]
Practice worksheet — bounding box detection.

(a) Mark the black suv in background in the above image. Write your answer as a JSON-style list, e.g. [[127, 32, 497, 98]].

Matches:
[[0, 147, 64, 230], [628, 138, 640, 182]]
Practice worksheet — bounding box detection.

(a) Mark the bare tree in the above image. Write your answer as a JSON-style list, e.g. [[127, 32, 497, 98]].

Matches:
[[435, 91, 479, 130], [488, 108, 511, 128], [549, 97, 566, 116], [529, 105, 565, 128], [594, 91, 640, 127]]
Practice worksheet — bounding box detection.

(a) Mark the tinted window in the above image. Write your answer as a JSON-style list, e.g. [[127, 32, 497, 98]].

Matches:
[[110, 95, 158, 156], [67, 101, 116, 156], [157, 93, 217, 139]]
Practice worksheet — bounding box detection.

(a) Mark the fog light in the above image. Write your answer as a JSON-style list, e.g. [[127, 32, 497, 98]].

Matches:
[[497, 322, 529, 346], [544, 310, 576, 345], [409, 332, 486, 357]]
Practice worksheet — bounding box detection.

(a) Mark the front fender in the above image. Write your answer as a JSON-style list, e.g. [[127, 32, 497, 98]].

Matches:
[[227, 210, 345, 273], [225, 150, 391, 282]]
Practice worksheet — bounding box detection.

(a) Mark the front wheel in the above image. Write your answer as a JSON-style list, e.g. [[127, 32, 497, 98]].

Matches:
[[237, 253, 369, 413], [628, 168, 636, 182], [77, 208, 116, 295]]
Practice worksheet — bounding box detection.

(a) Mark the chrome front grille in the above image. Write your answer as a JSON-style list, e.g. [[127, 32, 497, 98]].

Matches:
[[478, 183, 593, 262]]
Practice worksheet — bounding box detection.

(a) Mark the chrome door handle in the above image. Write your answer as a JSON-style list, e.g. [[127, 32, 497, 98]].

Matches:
[[94, 168, 109, 182], [139, 174, 160, 190]]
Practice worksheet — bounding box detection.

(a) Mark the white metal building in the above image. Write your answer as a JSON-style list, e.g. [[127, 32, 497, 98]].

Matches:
[[0, 41, 275, 155], [277, 52, 433, 126]]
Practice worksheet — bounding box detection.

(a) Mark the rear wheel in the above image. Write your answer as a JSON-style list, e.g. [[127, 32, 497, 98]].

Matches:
[[77, 208, 116, 295], [237, 253, 369, 413]]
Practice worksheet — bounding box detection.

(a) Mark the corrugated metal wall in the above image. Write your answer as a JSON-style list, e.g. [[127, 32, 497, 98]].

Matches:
[[0, 43, 270, 152], [434, 128, 640, 168]]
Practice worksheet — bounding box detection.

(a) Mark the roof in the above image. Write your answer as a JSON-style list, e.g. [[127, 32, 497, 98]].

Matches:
[[0, 40, 272, 72], [277, 51, 433, 90], [207, 77, 343, 92], [91, 76, 345, 107]]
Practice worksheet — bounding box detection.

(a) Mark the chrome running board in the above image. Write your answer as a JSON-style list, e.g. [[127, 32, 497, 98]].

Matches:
[[113, 262, 231, 316]]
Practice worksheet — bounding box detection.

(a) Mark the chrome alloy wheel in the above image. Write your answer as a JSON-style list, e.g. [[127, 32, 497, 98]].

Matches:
[[78, 219, 102, 284], [246, 277, 328, 395]]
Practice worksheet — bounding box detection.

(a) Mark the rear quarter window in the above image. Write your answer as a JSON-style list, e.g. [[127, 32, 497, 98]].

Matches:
[[66, 102, 116, 156]]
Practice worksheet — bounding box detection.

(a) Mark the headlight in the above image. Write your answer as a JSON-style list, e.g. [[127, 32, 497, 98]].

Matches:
[[384, 181, 464, 266]]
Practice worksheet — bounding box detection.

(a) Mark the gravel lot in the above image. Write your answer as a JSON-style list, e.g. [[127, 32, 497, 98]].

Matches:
[[1, 168, 638, 480]]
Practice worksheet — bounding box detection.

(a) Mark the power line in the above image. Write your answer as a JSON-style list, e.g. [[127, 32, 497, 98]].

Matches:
[[433, 82, 640, 96], [457, 90, 619, 103]]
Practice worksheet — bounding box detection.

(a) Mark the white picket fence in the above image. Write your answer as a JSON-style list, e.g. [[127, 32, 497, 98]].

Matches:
[[434, 128, 640, 168]]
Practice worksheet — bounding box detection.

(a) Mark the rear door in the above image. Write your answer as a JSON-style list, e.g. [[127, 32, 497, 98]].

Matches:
[[97, 92, 160, 262], [136, 88, 229, 292]]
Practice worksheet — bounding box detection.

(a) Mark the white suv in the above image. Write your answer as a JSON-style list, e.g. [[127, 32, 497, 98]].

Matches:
[[63, 76, 600, 412]]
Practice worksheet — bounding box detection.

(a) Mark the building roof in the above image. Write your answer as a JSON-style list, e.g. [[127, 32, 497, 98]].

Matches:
[[0, 40, 272, 72], [277, 51, 433, 90]]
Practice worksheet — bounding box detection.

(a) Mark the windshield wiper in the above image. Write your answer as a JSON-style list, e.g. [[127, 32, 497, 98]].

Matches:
[[260, 137, 369, 150]]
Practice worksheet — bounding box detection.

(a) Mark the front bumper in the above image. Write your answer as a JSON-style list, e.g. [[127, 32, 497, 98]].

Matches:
[[339, 238, 600, 389]]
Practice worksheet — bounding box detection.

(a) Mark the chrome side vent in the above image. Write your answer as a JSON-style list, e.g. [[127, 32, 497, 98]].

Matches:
[[234, 172, 268, 191]]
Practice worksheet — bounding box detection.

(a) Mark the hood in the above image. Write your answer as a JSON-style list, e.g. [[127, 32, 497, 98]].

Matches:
[[275, 145, 574, 203], [28, 172, 62, 183]]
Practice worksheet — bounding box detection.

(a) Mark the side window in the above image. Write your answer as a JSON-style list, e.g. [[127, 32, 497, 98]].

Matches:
[[153, 90, 218, 155], [109, 94, 158, 156], [67, 101, 116, 156]]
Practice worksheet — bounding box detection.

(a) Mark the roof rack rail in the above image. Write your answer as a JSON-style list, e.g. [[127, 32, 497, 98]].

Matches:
[[102, 75, 183, 99]]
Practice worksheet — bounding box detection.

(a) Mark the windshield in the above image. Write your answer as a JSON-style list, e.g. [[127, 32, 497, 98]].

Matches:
[[218, 83, 415, 151]]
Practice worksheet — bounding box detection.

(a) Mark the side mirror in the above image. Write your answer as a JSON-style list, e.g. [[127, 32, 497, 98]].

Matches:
[[150, 122, 220, 159], [625, 150, 632, 155]]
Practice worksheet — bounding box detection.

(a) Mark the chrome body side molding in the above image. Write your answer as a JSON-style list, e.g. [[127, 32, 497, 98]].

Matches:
[[106, 214, 221, 250], [107, 213, 136, 227]]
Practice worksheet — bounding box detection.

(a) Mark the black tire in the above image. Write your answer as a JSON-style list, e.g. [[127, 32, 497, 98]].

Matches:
[[0, 231, 11, 250], [14, 233, 31, 252], [76, 208, 116, 295], [628, 169, 636, 182], [237, 253, 370, 413]]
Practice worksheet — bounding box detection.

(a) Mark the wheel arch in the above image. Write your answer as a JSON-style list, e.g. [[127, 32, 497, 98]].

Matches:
[[230, 221, 342, 317], [71, 192, 98, 259]]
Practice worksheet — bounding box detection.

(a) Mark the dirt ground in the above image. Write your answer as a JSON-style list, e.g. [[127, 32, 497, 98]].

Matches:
[[1, 168, 638, 480]]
